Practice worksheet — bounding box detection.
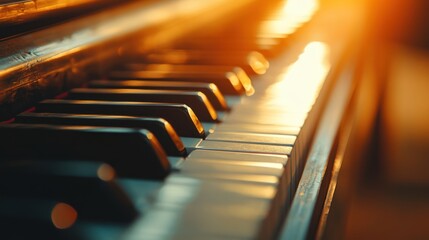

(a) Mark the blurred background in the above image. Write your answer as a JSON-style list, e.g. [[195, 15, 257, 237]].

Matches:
[[322, 0, 429, 239]]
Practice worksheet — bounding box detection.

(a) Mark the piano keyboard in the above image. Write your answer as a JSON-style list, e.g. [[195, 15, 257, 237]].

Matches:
[[0, 0, 362, 239]]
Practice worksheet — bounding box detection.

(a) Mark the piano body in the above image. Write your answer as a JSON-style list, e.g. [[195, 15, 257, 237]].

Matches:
[[0, 0, 428, 239]]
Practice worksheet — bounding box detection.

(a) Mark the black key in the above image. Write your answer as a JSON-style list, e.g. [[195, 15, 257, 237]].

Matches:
[[0, 197, 78, 239], [67, 88, 218, 122], [0, 123, 170, 179], [139, 49, 269, 75], [117, 64, 254, 94], [15, 112, 186, 156], [0, 161, 137, 222], [87, 80, 229, 111], [108, 70, 245, 95], [35, 99, 205, 138]]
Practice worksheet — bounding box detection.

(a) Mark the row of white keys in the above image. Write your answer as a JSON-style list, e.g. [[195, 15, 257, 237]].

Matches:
[[122, 38, 331, 239]]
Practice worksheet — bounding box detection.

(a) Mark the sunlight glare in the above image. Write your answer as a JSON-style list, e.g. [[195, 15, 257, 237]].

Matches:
[[258, 0, 320, 39], [265, 41, 330, 114]]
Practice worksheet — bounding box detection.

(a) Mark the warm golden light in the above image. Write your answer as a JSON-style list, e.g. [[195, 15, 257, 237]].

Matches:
[[147, 50, 188, 64], [281, 0, 319, 22], [51, 202, 78, 229], [225, 72, 241, 88], [233, 67, 255, 95], [245, 41, 330, 129], [196, 159, 283, 169], [258, 0, 319, 39], [97, 163, 116, 181], [223, 184, 276, 199], [246, 51, 270, 75], [265, 41, 330, 113]]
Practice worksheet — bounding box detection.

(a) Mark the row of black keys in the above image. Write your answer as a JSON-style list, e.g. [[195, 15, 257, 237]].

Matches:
[[0, 51, 269, 236], [2, 61, 263, 177]]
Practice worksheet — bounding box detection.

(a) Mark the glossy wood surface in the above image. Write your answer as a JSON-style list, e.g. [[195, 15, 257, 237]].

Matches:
[[0, 0, 257, 121]]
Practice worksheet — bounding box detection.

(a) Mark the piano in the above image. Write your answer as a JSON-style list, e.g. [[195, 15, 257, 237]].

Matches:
[[1, 0, 428, 239]]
